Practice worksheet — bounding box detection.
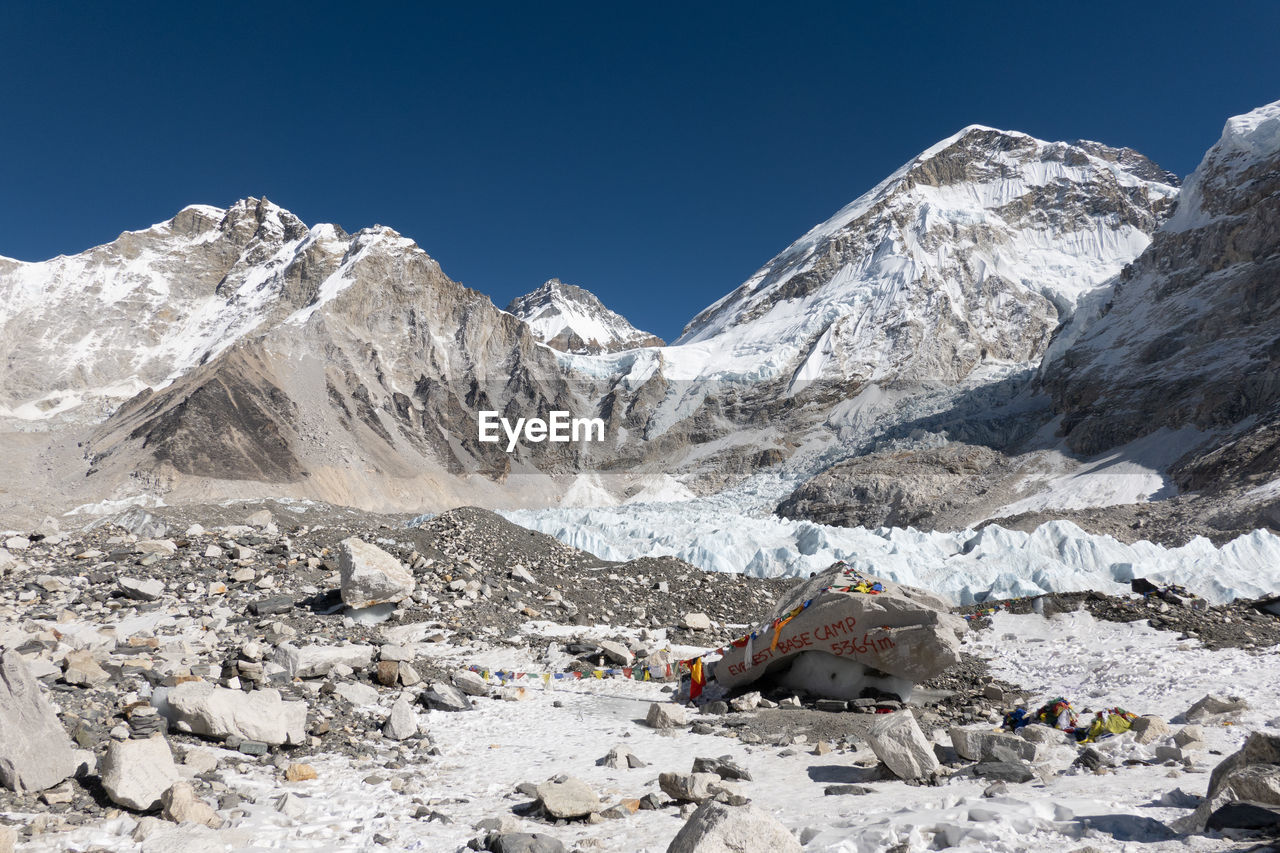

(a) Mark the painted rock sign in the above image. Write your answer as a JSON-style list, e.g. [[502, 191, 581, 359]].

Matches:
[[713, 563, 964, 695]]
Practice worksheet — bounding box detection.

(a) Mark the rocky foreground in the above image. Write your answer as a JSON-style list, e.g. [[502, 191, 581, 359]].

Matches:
[[2, 501, 1280, 852]]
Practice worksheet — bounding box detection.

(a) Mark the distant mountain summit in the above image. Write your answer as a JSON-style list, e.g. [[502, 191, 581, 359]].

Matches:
[[506, 279, 664, 354], [673, 126, 1179, 385]]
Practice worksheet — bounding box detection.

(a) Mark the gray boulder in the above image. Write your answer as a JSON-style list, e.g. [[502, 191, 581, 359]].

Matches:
[[486, 832, 566, 853], [451, 669, 490, 697], [1176, 731, 1280, 833], [535, 777, 599, 819], [101, 735, 179, 811], [714, 563, 963, 699], [384, 694, 418, 741], [660, 772, 721, 803], [272, 643, 375, 679], [1186, 694, 1249, 721], [646, 702, 688, 729], [338, 538, 415, 609], [950, 726, 1038, 762], [163, 682, 306, 746], [868, 711, 939, 780], [422, 681, 472, 712], [666, 801, 802, 853], [160, 780, 223, 827], [1129, 715, 1171, 745], [0, 649, 81, 792], [118, 577, 165, 601]]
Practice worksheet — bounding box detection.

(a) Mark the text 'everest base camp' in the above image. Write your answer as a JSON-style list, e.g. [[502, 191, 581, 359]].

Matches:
[[3, 94, 1280, 853]]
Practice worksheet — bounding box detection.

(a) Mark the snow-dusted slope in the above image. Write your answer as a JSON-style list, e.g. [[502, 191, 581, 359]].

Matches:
[[1046, 99, 1280, 456], [506, 279, 664, 354], [668, 128, 1178, 385]]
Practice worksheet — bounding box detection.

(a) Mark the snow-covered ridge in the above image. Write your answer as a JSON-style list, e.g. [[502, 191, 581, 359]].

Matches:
[[1166, 98, 1280, 232], [663, 125, 1178, 385], [504, 502, 1280, 605], [0, 197, 436, 421], [505, 278, 664, 354]]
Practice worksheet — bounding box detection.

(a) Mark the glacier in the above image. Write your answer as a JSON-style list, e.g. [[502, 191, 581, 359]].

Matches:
[[503, 500, 1280, 606]]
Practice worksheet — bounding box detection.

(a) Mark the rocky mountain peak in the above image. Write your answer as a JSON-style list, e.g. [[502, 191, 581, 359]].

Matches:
[[506, 278, 664, 354], [1045, 98, 1280, 457]]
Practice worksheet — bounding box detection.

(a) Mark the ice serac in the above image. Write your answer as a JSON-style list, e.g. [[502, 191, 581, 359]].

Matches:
[[1046, 100, 1280, 465], [506, 278, 665, 354], [713, 562, 964, 697], [673, 126, 1178, 386]]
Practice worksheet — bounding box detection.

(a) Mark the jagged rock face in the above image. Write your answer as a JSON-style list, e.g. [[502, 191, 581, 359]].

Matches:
[[0, 197, 626, 513], [674, 127, 1178, 386], [0, 198, 314, 420], [1046, 101, 1280, 456], [775, 443, 1021, 529], [505, 279, 664, 354]]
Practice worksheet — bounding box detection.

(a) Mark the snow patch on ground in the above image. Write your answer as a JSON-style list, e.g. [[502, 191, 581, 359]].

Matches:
[[992, 428, 1205, 516]]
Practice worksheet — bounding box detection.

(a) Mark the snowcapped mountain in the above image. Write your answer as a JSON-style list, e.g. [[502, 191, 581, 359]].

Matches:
[[0, 199, 311, 420], [669, 127, 1178, 386], [1045, 100, 1280, 459], [506, 279, 664, 354], [0, 116, 1225, 524]]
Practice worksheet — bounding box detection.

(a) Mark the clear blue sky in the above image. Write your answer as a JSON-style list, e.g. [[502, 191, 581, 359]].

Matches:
[[3, 3, 1278, 342]]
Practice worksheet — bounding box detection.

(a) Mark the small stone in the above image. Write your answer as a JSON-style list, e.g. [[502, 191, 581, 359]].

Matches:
[[974, 761, 1035, 783], [375, 660, 399, 687], [238, 740, 269, 756], [249, 596, 294, 616], [101, 735, 180, 811], [1130, 716, 1171, 745], [451, 669, 490, 697], [598, 745, 647, 769], [422, 681, 471, 712], [536, 777, 600, 819], [597, 640, 632, 665], [1174, 726, 1205, 749], [659, 772, 720, 803], [824, 784, 872, 796], [681, 612, 712, 631], [118, 577, 165, 601], [285, 763, 318, 782], [161, 780, 223, 828], [334, 682, 379, 706], [646, 702, 688, 729], [691, 756, 752, 781], [384, 695, 419, 741]]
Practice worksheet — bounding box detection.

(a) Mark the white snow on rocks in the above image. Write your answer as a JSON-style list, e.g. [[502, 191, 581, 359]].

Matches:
[[504, 503, 1280, 604]]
